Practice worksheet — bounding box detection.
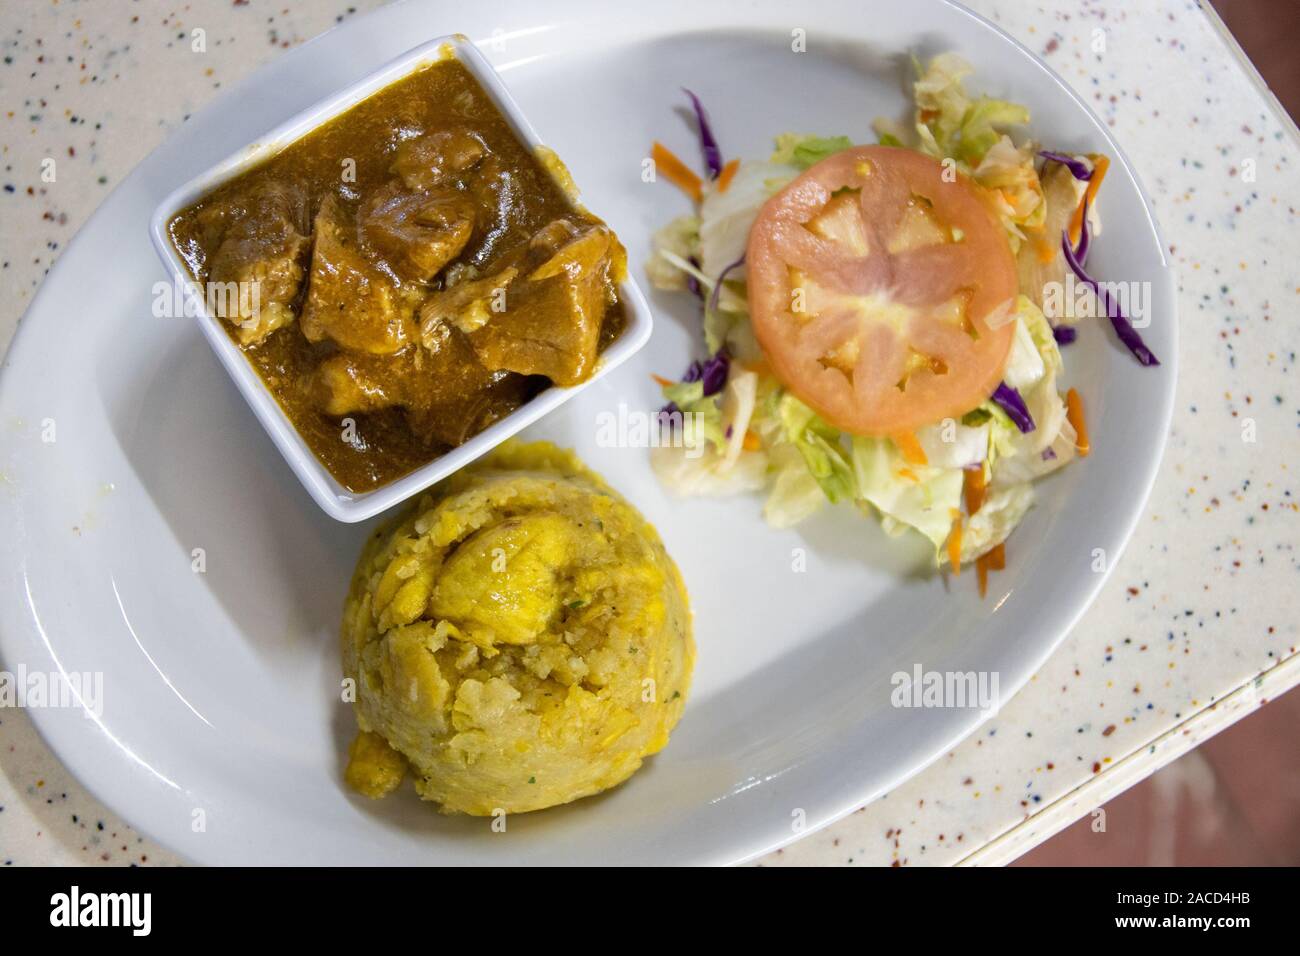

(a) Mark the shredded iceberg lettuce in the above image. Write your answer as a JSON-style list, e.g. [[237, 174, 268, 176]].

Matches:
[[1004, 317, 1047, 392], [1002, 294, 1062, 393], [660, 380, 727, 453], [911, 53, 1029, 166], [851, 437, 964, 553], [907, 54, 1043, 245], [989, 373, 1077, 487], [698, 160, 796, 280], [1019, 295, 1064, 377], [945, 483, 1035, 564], [974, 136, 1045, 235], [652, 369, 768, 497], [651, 442, 769, 497], [777, 394, 855, 504], [763, 441, 827, 527], [917, 418, 990, 470], [770, 133, 854, 169], [645, 215, 701, 292]]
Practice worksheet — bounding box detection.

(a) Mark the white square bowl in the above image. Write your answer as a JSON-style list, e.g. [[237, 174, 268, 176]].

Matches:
[[149, 34, 653, 522]]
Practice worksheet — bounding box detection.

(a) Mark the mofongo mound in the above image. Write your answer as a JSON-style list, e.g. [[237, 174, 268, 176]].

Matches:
[[342, 441, 694, 815]]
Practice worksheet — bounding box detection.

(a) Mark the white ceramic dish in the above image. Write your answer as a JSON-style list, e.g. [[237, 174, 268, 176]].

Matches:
[[149, 34, 654, 522], [0, 0, 1176, 865]]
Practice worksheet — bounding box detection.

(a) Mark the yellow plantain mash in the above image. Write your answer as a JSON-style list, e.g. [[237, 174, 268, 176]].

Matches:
[[342, 441, 694, 814]]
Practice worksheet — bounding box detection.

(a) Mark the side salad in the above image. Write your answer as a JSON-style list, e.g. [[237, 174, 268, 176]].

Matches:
[[645, 54, 1157, 594]]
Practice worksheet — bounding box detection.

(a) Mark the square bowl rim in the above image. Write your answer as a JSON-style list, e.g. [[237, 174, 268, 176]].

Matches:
[[147, 32, 654, 522]]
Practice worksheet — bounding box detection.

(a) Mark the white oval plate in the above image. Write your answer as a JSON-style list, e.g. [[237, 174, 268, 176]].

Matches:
[[0, 0, 1176, 865]]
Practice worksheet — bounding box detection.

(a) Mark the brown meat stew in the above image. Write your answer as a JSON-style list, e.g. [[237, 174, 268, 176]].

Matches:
[[168, 56, 627, 492]]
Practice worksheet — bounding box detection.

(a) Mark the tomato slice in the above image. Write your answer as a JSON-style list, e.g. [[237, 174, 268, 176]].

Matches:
[[746, 146, 1018, 435]]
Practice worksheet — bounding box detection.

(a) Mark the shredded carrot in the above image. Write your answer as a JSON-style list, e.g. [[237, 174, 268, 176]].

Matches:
[[651, 373, 674, 388], [1068, 154, 1109, 245], [652, 141, 703, 204], [1034, 235, 1057, 264], [742, 431, 762, 452], [947, 509, 963, 576], [717, 158, 740, 193], [892, 432, 928, 466], [963, 466, 987, 516], [1066, 387, 1090, 457], [986, 542, 1006, 571], [896, 467, 920, 483], [972, 539, 1006, 597]]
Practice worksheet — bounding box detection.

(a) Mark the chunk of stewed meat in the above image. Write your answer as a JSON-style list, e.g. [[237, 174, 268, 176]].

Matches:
[[313, 352, 397, 416], [202, 181, 310, 344], [357, 182, 475, 284], [418, 266, 520, 343], [390, 128, 486, 191], [463, 221, 626, 386], [313, 321, 518, 447], [300, 194, 417, 355], [461, 154, 525, 267]]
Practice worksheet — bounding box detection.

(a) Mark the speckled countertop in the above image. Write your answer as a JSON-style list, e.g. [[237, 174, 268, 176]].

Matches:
[[1, 0, 1297, 867]]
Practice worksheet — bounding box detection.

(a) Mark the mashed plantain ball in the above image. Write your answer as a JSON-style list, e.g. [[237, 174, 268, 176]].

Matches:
[[342, 441, 694, 814]]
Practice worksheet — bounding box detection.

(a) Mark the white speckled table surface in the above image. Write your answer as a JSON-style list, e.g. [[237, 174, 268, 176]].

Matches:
[[1, 0, 1297, 867]]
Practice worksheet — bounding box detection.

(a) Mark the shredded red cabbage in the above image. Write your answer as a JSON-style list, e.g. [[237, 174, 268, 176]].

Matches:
[[660, 257, 735, 415], [1047, 199, 1089, 346], [686, 255, 703, 300], [708, 254, 746, 314], [992, 382, 1036, 433], [660, 358, 702, 416], [699, 350, 730, 395], [662, 350, 729, 417], [1039, 150, 1093, 182], [682, 88, 723, 179], [1061, 230, 1160, 367]]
